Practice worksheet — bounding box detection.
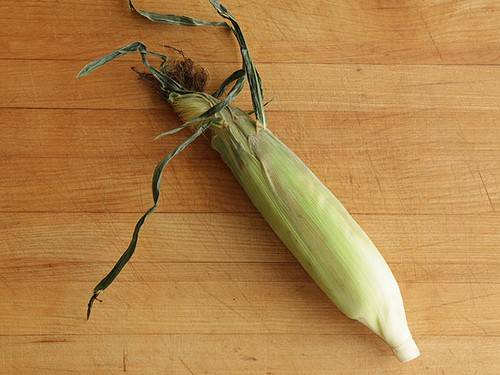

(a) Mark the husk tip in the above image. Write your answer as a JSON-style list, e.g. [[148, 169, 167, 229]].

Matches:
[[392, 337, 421, 362], [86, 291, 102, 320]]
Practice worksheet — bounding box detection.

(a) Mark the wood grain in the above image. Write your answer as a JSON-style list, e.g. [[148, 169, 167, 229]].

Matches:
[[2, 0, 500, 65], [1, 109, 498, 214], [2, 213, 500, 273], [2, 335, 498, 375], [4, 60, 500, 112], [2, 0, 500, 373], [1, 281, 499, 337], [1, 150, 498, 214], [2, 109, 500, 159]]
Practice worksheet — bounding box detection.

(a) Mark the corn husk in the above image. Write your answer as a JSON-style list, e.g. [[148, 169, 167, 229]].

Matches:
[[78, 0, 420, 362], [172, 92, 420, 362]]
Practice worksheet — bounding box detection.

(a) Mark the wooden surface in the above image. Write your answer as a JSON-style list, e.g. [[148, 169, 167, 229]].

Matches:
[[1, 0, 500, 373]]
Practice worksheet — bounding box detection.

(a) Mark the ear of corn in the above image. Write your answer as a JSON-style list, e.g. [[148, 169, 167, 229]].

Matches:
[[172, 93, 420, 362], [78, 0, 420, 362]]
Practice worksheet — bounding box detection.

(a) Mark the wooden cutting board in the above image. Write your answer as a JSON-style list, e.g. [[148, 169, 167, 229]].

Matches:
[[1, 0, 499, 373]]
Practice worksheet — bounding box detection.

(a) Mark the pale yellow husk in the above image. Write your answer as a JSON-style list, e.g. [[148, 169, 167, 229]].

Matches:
[[171, 92, 420, 362]]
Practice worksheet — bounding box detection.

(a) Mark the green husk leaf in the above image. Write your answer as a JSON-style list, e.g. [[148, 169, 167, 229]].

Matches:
[[77, 41, 188, 94], [247, 97, 274, 115], [154, 123, 192, 140], [76, 41, 160, 78], [86, 120, 213, 319], [212, 69, 245, 98], [128, 0, 228, 28], [208, 0, 267, 126]]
